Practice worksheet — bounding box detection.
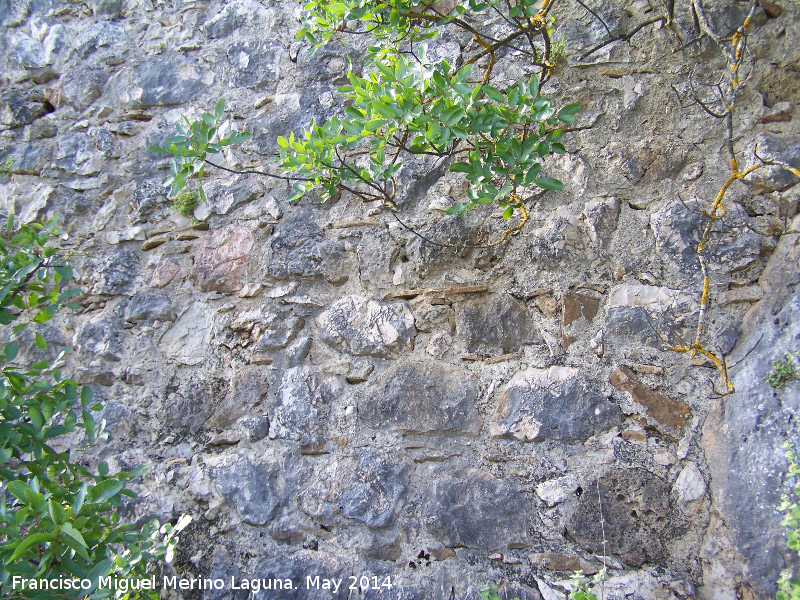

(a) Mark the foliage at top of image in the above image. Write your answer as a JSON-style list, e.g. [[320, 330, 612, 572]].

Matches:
[[283, 0, 578, 220], [0, 217, 190, 599], [152, 0, 578, 240], [765, 351, 798, 390]]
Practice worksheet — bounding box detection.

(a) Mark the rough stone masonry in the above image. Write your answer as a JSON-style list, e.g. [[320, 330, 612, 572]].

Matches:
[[1, 0, 800, 598]]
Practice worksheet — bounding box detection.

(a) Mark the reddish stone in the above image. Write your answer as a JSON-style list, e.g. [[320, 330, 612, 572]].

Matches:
[[190, 226, 254, 293], [610, 366, 691, 432], [562, 291, 601, 328], [149, 258, 180, 288]]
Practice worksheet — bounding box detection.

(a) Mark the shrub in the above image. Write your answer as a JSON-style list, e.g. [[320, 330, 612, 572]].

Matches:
[[0, 217, 189, 599], [778, 443, 800, 600]]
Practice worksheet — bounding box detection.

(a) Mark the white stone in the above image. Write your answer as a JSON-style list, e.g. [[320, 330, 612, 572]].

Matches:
[[535, 475, 577, 507], [674, 462, 706, 504], [159, 303, 214, 365]]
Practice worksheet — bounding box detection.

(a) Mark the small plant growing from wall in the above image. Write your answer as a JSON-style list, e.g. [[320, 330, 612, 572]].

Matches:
[[765, 352, 799, 390], [172, 188, 200, 217]]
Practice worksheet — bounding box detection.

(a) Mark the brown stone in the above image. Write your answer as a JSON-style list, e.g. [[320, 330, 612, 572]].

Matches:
[[717, 285, 765, 306], [562, 291, 601, 327], [759, 113, 791, 124], [759, 0, 782, 18], [610, 366, 691, 434], [149, 258, 180, 288], [190, 225, 254, 293], [360, 538, 402, 562], [531, 552, 581, 571], [621, 429, 647, 441], [535, 296, 558, 318], [444, 284, 488, 295], [632, 364, 664, 375], [141, 236, 168, 251], [429, 547, 455, 561], [299, 442, 327, 455]]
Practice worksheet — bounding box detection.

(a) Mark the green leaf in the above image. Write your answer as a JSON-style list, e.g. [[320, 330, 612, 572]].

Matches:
[[80, 385, 93, 408], [34, 332, 47, 350], [446, 202, 470, 215], [536, 176, 564, 190], [10, 531, 57, 561], [502, 206, 514, 219], [484, 86, 505, 103], [5, 342, 19, 361], [449, 162, 472, 173], [372, 102, 396, 120], [48, 498, 67, 525], [214, 98, 226, 119], [90, 480, 124, 504]]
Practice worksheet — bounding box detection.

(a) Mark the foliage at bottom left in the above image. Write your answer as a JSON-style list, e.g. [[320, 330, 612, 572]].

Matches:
[[0, 216, 189, 599]]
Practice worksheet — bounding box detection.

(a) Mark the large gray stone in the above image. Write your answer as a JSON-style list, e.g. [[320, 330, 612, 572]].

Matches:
[[124, 292, 175, 324], [9, 142, 51, 175], [206, 366, 270, 429], [567, 467, 669, 567], [204, 546, 248, 600], [74, 21, 125, 59], [130, 179, 168, 222], [359, 361, 479, 434], [47, 65, 109, 111], [9, 31, 47, 69], [104, 57, 212, 108], [455, 293, 536, 353], [422, 468, 529, 550], [75, 316, 123, 362], [316, 295, 415, 359], [266, 218, 349, 283], [224, 40, 282, 89], [604, 284, 697, 349], [92, 249, 139, 296], [204, 0, 274, 39], [212, 462, 282, 526], [54, 129, 118, 176], [491, 367, 620, 442], [158, 303, 214, 366], [0, 89, 53, 129], [702, 215, 800, 598], [270, 367, 336, 444], [745, 133, 800, 191], [251, 553, 347, 600], [650, 199, 761, 275], [163, 375, 217, 432], [341, 451, 412, 528]]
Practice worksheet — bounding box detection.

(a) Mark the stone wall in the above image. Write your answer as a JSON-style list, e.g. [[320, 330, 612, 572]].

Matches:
[[2, 0, 800, 598]]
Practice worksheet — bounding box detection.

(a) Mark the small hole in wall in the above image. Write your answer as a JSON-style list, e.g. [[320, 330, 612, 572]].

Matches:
[[408, 561, 417, 569], [575, 486, 583, 497]]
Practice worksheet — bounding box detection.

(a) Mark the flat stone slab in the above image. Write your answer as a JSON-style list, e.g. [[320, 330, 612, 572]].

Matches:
[[455, 293, 537, 353], [190, 225, 254, 293], [422, 468, 529, 550], [610, 366, 691, 438], [359, 360, 479, 434], [567, 467, 669, 567], [316, 295, 415, 358], [491, 367, 620, 442]]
